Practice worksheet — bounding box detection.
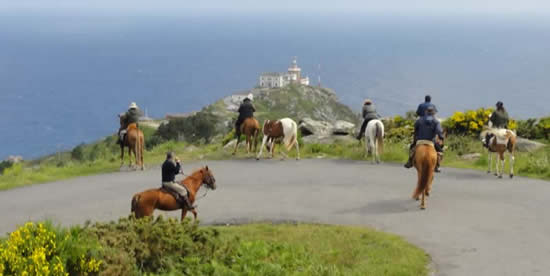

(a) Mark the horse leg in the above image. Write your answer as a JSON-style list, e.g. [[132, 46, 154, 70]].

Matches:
[[139, 136, 144, 170], [246, 134, 251, 156], [128, 146, 133, 167], [498, 152, 505, 179], [420, 191, 426, 210], [256, 135, 268, 160], [487, 150, 492, 174], [191, 209, 198, 222], [233, 135, 241, 155], [295, 136, 300, 160], [120, 145, 125, 167], [181, 209, 187, 221], [510, 153, 515, 178]]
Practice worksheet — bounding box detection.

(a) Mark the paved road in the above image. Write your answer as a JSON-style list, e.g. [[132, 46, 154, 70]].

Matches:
[[1, 159, 549, 276]]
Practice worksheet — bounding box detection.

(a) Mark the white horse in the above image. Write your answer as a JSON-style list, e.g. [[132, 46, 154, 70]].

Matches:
[[364, 119, 384, 164], [256, 118, 300, 160]]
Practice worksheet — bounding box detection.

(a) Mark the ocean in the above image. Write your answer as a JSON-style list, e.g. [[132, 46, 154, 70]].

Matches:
[[1, 12, 549, 159]]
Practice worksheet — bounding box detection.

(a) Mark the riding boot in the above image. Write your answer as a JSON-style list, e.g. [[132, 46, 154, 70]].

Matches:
[[404, 156, 414, 168], [404, 144, 415, 169], [180, 195, 196, 210], [435, 153, 442, 173]]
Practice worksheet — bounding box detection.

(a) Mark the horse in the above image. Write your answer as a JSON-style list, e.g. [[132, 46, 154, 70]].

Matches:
[[256, 118, 300, 160], [482, 129, 516, 178], [412, 141, 438, 210], [364, 119, 384, 164], [119, 115, 145, 170], [233, 117, 260, 156], [131, 166, 216, 221]]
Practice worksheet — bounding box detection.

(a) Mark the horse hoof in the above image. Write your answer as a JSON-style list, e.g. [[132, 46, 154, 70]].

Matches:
[[256, 158, 260, 161], [510, 174, 514, 179], [487, 171, 491, 174], [498, 175, 503, 179], [420, 205, 426, 210]]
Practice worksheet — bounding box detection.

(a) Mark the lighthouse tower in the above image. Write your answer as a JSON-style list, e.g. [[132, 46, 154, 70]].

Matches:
[[287, 57, 302, 83]]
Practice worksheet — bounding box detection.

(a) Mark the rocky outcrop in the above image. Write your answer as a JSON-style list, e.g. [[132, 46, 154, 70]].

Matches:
[[515, 138, 546, 152], [298, 117, 356, 143]]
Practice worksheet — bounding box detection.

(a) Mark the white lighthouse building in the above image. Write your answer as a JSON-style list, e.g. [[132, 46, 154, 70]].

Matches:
[[259, 57, 310, 88]]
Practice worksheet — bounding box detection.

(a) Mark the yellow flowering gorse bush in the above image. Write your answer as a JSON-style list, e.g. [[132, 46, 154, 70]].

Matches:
[[443, 108, 516, 135], [0, 222, 101, 276]]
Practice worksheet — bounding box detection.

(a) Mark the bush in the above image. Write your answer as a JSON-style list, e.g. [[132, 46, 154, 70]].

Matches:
[[155, 112, 218, 144], [0, 161, 13, 175], [71, 143, 86, 161], [81, 216, 227, 275], [0, 222, 102, 276], [443, 108, 517, 136]]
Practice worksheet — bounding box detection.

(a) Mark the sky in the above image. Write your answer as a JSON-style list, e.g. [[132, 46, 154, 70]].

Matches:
[[1, 0, 549, 15]]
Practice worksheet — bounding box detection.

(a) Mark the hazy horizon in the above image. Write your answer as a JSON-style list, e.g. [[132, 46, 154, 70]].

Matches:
[[2, 0, 550, 16]]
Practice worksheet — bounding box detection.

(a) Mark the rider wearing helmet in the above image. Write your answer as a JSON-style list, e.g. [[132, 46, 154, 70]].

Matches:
[[404, 106, 445, 172], [118, 102, 141, 145], [161, 152, 195, 209], [235, 93, 256, 138], [356, 99, 381, 140]]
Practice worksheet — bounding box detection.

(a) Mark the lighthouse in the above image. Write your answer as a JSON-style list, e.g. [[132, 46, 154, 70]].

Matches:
[[287, 57, 302, 83], [258, 57, 309, 88]]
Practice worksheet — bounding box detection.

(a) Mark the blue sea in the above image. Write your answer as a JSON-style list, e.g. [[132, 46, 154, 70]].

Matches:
[[1, 12, 550, 159]]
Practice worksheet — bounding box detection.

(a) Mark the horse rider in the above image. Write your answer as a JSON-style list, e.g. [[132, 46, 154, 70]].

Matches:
[[357, 99, 381, 140], [161, 152, 195, 209], [404, 106, 445, 172], [416, 95, 438, 117], [117, 102, 141, 145], [235, 93, 256, 138], [484, 101, 509, 148]]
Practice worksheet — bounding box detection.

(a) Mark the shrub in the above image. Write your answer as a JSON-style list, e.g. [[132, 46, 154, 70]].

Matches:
[[71, 143, 86, 161], [0, 161, 13, 175], [155, 112, 218, 144], [0, 222, 102, 276], [81, 216, 227, 275]]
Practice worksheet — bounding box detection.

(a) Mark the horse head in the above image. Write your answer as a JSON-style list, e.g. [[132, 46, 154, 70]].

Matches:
[[200, 166, 216, 190]]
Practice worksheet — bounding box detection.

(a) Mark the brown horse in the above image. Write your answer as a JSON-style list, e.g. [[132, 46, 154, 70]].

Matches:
[[484, 129, 516, 178], [119, 116, 145, 170], [233, 117, 260, 156], [131, 166, 216, 221], [412, 141, 438, 210]]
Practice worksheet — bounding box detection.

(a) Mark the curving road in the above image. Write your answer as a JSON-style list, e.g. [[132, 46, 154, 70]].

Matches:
[[1, 159, 550, 276]]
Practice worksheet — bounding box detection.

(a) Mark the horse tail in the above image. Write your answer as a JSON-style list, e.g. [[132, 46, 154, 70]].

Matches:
[[376, 121, 384, 155], [413, 147, 435, 199], [285, 121, 298, 151], [131, 194, 140, 213]]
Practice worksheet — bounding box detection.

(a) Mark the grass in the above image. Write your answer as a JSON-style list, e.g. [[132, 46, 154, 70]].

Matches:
[[210, 223, 430, 276], [2, 218, 431, 275], [1, 132, 548, 191]]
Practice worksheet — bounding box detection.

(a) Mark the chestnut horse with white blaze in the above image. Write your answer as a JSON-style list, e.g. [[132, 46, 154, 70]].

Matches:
[[256, 118, 300, 160], [119, 115, 145, 170], [233, 117, 260, 156], [131, 166, 216, 221], [364, 119, 384, 164], [412, 141, 438, 210]]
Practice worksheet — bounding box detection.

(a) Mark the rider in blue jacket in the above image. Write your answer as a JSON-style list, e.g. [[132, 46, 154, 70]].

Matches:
[[405, 106, 444, 172]]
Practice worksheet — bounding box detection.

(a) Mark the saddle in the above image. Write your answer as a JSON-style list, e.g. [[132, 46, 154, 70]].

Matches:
[[127, 123, 138, 132], [490, 128, 514, 145], [159, 186, 189, 207]]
